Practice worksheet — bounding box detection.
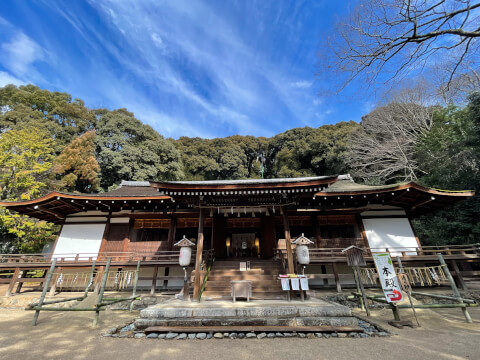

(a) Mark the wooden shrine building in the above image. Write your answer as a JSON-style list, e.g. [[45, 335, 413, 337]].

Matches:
[[0, 175, 476, 298]]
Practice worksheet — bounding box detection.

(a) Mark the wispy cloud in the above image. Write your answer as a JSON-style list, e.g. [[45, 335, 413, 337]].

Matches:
[[0, 32, 46, 79], [0, 1, 359, 138], [291, 80, 313, 89], [0, 71, 25, 87]]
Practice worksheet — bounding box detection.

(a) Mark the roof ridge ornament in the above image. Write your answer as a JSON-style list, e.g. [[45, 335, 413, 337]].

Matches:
[[292, 233, 314, 245], [174, 235, 195, 247]]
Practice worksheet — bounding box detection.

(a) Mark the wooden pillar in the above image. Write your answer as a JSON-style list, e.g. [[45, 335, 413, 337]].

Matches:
[[168, 217, 177, 250], [332, 262, 342, 293], [193, 209, 205, 300], [15, 269, 25, 293], [451, 260, 467, 290], [356, 214, 369, 249], [5, 267, 20, 297], [311, 215, 321, 248], [282, 208, 295, 274], [163, 267, 170, 289], [49, 267, 61, 296], [151, 265, 159, 295]]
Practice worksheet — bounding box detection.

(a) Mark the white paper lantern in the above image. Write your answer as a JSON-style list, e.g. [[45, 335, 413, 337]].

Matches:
[[179, 246, 192, 266], [292, 233, 314, 265], [174, 235, 195, 267], [296, 245, 310, 265]]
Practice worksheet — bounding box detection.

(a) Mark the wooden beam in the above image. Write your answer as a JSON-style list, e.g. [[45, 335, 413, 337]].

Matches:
[[151, 265, 159, 295], [193, 209, 205, 299], [282, 208, 295, 274], [5, 267, 20, 297], [411, 196, 435, 211], [332, 263, 342, 293]]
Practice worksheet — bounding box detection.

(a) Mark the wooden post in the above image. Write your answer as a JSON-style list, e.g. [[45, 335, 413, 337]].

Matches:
[[282, 208, 295, 274], [84, 260, 97, 298], [15, 270, 25, 294], [93, 258, 111, 327], [168, 217, 176, 250], [94, 266, 104, 294], [356, 214, 370, 249], [355, 265, 370, 316], [353, 267, 365, 311], [32, 259, 57, 326], [151, 265, 158, 295], [129, 260, 141, 312], [311, 215, 322, 248], [5, 267, 20, 297], [49, 266, 63, 296], [163, 267, 170, 289], [450, 260, 467, 290], [183, 267, 190, 301], [437, 253, 472, 323], [332, 263, 342, 292], [193, 209, 205, 300]]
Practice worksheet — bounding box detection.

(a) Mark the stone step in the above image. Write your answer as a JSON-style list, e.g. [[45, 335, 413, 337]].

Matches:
[[201, 294, 288, 301], [213, 262, 282, 269], [136, 307, 357, 329], [205, 282, 281, 289], [143, 325, 364, 333], [209, 269, 281, 276], [139, 303, 354, 319], [207, 274, 281, 281]]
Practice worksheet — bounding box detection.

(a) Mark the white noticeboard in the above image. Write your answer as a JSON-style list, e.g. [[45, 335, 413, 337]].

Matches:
[[372, 253, 403, 303]]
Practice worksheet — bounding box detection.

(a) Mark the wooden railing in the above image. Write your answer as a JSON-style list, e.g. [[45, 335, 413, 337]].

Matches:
[[318, 238, 365, 248], [0, 249, 216, 266], [275, 244, 480, 261]]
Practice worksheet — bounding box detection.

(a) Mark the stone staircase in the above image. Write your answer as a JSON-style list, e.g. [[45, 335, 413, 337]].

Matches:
[[201, 258, 287, 300]]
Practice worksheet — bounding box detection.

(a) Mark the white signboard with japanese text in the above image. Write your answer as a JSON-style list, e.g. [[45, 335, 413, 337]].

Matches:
[[372, 253, 403, 303]]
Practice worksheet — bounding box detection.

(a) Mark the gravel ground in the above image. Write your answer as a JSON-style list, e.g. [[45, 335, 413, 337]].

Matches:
[[0, 305, 479, 360]]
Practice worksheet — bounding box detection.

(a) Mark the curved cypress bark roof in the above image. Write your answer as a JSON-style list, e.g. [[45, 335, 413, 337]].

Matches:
[[0, 175, 474, 223]]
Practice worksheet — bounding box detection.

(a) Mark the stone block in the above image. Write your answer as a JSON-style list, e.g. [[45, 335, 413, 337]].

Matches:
[[192, 308, 237, 318]]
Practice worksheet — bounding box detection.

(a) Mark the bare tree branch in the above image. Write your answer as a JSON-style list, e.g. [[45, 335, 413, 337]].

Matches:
[[318, 0, 480, 94], [347, 85, 434, 183]]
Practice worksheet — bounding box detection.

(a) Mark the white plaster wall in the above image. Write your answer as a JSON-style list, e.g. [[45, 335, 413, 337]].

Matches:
[[52, 224, 106, 260], [362, 218, 419, 256]]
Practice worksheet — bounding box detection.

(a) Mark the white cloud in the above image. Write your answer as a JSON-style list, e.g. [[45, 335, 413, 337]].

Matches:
[[151, 33, 166, 50], [0, 71, 25, 87], [0, 32, 46, 78], [291, 80, 312, 89]]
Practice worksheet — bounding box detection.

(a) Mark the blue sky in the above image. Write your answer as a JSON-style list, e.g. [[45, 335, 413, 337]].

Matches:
[[0, 0, 369, 139]]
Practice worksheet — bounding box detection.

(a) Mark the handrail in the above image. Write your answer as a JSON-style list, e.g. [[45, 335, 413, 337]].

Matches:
[[276, 243, 480, 260], [1, 244, 478, 265], [0, 249, 213, 264], [274, 248, 288, 274]]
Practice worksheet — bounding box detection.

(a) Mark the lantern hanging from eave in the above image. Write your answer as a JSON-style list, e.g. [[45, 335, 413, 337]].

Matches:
[[292, 233, 314, 265], [174, 235, 195, 266]]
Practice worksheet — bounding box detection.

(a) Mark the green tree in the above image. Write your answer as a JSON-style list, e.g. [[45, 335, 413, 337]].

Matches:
[[0, 84, 96, 152], [413, 92, 480, 245], [0, 128, 58, 253], [266, 122, 360, 178], [54, 130, 100, 193], [95, 109, 183, 188]]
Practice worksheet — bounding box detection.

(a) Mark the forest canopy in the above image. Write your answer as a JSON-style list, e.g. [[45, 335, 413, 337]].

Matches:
[[0, 83, 479, 251]]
